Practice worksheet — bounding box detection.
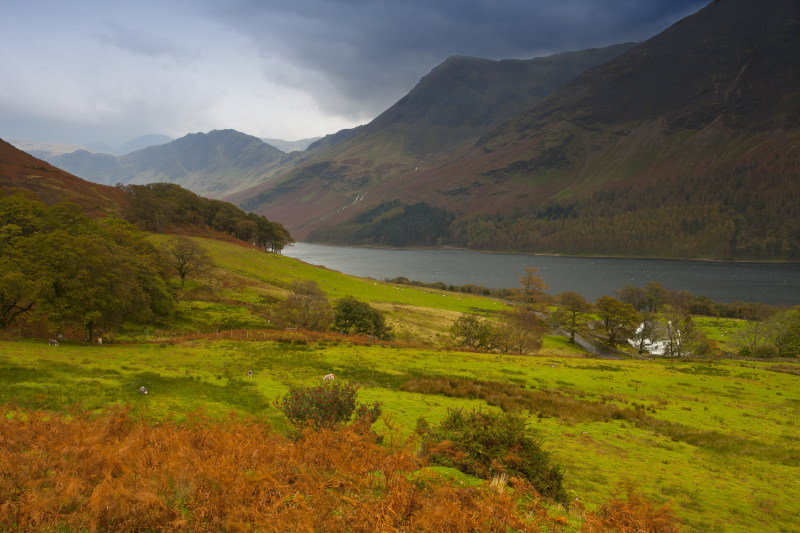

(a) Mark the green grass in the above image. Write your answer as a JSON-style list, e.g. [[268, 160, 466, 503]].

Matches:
[[2, 338, 798, 532], [144, 237, 508, 343], [5, 235, 798, 532]]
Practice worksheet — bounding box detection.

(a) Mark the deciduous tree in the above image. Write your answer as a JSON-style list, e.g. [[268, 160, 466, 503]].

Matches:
[[278, 280, 332, 331], [552, 291, 591, 344], [161, 237, 212, 289], [333, 296, 391, 339], [595, 295, 641, 347], [450, 314, 493, 349], [492, 308, 544, 355]]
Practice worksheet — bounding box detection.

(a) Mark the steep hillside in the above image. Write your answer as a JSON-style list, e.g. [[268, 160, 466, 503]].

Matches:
[[232, 44, 636, 233], [43, 130, 305, 199], [0, 138, 127, 216], [296, 0, 800, 260]]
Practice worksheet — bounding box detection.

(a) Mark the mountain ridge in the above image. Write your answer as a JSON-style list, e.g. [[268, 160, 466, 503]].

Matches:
[[292, 0, 800, 260]]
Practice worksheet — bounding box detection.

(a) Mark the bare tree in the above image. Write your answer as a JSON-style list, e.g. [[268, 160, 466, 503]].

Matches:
[[278, 280, 332, 331], [162, 237, 212, 289]]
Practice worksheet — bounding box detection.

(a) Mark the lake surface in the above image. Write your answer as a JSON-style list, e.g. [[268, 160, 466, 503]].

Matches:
[[283, 243, 800, 306]]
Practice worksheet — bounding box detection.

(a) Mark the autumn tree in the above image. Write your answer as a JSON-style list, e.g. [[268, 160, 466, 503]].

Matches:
[[552, 291, 591, 344], [450, 314, 493, 349], [735, 303, 778, 357], [492, 308, 544, 355], [617, 284, 647, 311], [595, 295, 641, 347], [161, 237, 212, 288], [645, 281, 667, 313], [278, 280, 332, 331], [518, 267, 549, 306]]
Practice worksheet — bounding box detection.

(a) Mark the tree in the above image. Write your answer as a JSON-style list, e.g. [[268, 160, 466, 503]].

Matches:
[[278, 280, 332, 331], [552, 291, 591, 344], [492, 308, 544, 355], [450, 314, 493, 349], [162, 237, 212, 288], [33, 226, 174, 341], [595, 295, 641, 347], [645, 281, 667, 313], [519, 267, 549, 305], [773, 309, 800, 358], [0, 195, 173, 340], [0, 265, 36, 329], [333, 296, 391, 339], [617, 284, 647, 311], [630, 312, 658, 355], [735, 305, 778, 357]]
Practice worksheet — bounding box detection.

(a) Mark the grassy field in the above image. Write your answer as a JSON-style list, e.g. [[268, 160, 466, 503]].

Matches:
[[3, 237, 798, 532], [2, 337, 798, 532]]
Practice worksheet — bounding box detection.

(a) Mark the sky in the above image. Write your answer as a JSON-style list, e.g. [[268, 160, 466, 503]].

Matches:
[[1, 0, 707, 147]]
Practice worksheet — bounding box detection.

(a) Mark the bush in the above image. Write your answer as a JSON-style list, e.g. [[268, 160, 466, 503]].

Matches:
[[333, 296, 392, 339], [418, 408, 567, 502], [275, 380, 382, 429]]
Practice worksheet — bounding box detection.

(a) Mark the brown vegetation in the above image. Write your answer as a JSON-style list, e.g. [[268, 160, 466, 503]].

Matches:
[[0, 407, 546, 531], [0, 406, 688, 532]]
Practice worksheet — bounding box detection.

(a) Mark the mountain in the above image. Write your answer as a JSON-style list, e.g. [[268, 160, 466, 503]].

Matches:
[[232, 43, 637, 235], [261, 137, 322, 153], [0, 138, 128, 216], [244, 0, 800, 260], [43, 130, 304, 199], [117, 134, 173, 155], [11, 140, 89, 159]]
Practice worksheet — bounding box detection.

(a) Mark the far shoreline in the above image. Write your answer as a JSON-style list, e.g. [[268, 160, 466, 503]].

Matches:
[[289, 241, 800, 266]]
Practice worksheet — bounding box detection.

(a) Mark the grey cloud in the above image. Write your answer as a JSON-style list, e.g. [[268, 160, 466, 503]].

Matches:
[[97, 19, 197, 62], [211, 0, 708, 121]]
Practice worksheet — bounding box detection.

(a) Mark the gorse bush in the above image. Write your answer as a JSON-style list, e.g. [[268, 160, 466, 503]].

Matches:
[[274, 380, 382, 428], [417, 408, 567, 503]]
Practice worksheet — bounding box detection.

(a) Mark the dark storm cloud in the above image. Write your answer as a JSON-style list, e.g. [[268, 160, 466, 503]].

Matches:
[[214, 0, 708, 119]]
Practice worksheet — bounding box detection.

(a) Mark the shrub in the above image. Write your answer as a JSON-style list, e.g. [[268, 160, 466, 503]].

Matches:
[[581, 482, 686, 532], [274, 380, 382, 429], [417, 408, 567, 502], [333, 296, 392, 339]]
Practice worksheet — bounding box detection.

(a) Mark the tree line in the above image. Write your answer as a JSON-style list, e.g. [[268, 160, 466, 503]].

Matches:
[[119, 183, 293, 252], [306, 164, 800, 261], [0, 192, 176, 340], [307, 200, 453, 247]]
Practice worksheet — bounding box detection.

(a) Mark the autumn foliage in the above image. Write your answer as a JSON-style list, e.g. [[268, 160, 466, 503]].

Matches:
[[0, 406, 687, 532], [0, 407, 550, 532]]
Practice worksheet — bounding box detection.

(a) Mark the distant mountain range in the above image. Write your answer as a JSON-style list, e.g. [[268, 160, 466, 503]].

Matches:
[[12, 0, 800, 260]]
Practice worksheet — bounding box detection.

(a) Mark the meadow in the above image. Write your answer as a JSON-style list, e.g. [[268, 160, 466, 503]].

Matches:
[[2, 238, 798, 532], [2, 337, 798, 532]]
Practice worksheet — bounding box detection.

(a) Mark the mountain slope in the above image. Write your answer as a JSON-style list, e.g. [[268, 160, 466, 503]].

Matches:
[[266, 0, 800, 260], [232, 44, 637, 232], [43, 130, 304, 199], [0, 138, 127, 216]]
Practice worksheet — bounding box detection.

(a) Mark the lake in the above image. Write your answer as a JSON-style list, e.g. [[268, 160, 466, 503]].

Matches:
[[283, 243, 800, 306]]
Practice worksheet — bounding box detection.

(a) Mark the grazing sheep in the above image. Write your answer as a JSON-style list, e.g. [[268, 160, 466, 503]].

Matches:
[[323, 373, 334, 381]]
